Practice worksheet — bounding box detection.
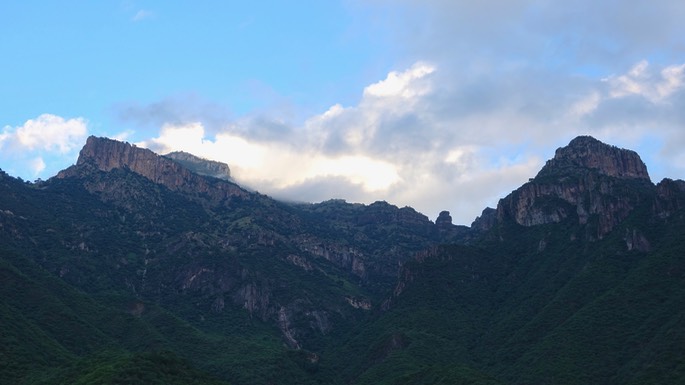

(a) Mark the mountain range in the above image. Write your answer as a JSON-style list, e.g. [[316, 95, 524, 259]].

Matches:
[[1, 135, 684, 384]]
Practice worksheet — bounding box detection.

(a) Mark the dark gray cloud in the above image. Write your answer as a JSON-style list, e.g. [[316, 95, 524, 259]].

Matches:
[[361, 0, 685, 70], [112, 94, 235, 136], [233, 116, 295, 143]]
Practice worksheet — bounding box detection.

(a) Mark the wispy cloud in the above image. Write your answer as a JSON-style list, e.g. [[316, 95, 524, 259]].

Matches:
[[131, 9, 154, 22], [604, 61, 685, 103], [29, 157, 46, 176]]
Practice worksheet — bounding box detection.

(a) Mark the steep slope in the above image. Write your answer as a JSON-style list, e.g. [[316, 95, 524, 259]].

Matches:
[[53, 137, 457, 323], [2, 135, 684, 384], [355, 136, 685, 384], [0, 168, 329, 385], [1, 136, 462, 383]]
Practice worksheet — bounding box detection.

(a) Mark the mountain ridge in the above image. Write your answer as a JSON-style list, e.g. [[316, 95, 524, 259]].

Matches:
[[63, 134, 665, 228], [47, 135, 461, 354], [2, 134, 684, 384], [58, 136, 248, 203]]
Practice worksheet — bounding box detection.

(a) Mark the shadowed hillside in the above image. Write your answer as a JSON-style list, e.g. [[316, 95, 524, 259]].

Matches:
[[1, 136, 684, 384]]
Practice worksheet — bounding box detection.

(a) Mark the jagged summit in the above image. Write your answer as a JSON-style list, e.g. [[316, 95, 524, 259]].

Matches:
[[475, 136, 656, 236], [536, 135, 650, 181]]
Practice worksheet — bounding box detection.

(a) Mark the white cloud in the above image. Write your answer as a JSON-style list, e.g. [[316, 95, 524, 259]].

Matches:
[[29, 157, 46, 176], [1, 1, 682, 227], [112, 129, 135, 142], [1, 114, 88, 154], [443, 146, 479, 173], [363, 62, 435, 99], [141, 122, 207, 154], [311, 156, 400, 191], [0, 132, 10, 147], [136, 56, 685, 224], [137, 63, 551, 223], [604, 61, 685, 103], [115, 1, 685, 225], [142, 122, 401, 194], [0, 114, 88, 179]]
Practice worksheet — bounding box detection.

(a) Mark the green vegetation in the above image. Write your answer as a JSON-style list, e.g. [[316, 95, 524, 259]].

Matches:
[[1, 146, 685, 385], [42, 351, 230, 385]]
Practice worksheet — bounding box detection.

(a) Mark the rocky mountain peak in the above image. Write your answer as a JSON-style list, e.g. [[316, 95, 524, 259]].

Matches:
[[491, 136, 655, 237], [536, 135, 650, 181], [75, 136, 157, 171], [58, 136, 247, 201], [165, 151, 231, 180]]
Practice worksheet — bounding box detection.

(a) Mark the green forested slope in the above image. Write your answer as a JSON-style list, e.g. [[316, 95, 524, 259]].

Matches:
[[334, 201, 685, 384], [1, 136, 685, 384]]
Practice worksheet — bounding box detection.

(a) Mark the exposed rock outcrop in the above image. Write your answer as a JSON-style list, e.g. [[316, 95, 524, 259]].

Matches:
[[624, 228, 651, 252], [165, 151, 231, 180], [57, 136, 247, 203], [296, 235, 367, 278], [654, 178, 685, 218], [471, 207, 497, 232], [494, 136, 653, 237], [286, 254, 314, 271], [51, 136, 465, 349], [234, 282, 272, 319], [278, 306, 300, 349], [345, 297, 372, 310], [435, 211, 453, 227], [536, 136, 650, 181]]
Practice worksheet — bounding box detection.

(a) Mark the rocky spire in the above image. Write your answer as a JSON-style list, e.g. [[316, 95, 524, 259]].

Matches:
[[435, 211, 453, 227]]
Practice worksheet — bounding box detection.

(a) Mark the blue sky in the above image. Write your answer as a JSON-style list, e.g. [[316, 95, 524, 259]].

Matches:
[[2, 1, 685, 224]]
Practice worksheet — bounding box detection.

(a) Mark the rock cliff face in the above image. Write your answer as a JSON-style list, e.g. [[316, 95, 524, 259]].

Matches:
[[492, 136, 653, 237], [165, 151, 231, 180], [471, 207, 497, 231], [654, 178, 685, 219], [536, 136, 650, 180], [49, 136, 463, 350], [58, 136, 247, 202]]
